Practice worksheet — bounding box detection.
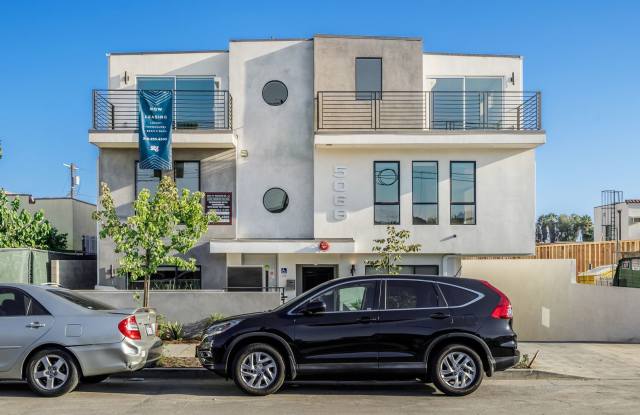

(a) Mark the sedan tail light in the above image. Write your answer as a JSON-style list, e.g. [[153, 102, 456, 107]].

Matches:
[[118, 315, 141, 340], [480, 280, 513, 319]]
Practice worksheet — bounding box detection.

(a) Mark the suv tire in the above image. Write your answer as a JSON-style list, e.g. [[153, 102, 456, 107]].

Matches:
[[25, 348, 79, 397], [232, 343, 286, 396], [430, 344, 484, 396]]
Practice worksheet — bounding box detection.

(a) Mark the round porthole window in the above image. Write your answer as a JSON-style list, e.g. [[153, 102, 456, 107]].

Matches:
[[263, 188, 289, 213], [262, 80, 288, 106]]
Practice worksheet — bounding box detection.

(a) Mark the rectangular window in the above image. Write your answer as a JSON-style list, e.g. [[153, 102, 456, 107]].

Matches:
[[356, 58, 382, 100], [365, 265, 439, 276], [450, 161, 476, 225], [135, 161, 200, 196], [412, 161, 438, 225], [385, 280, 441, 309], [374, 161, 400, 225], [174, 161, 200, 194]]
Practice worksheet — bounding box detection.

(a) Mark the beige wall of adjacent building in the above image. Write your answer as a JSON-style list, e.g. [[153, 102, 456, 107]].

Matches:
[[463, 259, 640, 342]]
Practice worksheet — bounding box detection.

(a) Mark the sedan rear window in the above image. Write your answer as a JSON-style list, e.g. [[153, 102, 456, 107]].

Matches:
[[49, 290, 114, 310], [438, 284, 480, 307]]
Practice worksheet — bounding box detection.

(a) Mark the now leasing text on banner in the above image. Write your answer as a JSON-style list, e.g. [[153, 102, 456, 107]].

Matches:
[[138, 90, 173, 170]]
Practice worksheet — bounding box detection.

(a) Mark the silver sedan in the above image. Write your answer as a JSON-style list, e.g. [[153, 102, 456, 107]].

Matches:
[[0, 283, 162, 396]]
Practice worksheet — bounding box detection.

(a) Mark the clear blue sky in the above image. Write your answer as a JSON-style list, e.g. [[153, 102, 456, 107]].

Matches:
[[0, 0, 638, 216]]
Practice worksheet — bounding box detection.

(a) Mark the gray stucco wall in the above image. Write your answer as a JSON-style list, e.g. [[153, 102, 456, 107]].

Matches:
[[97, 148, 235, 288], [78, 290, 281, 324], [313, 35, 424, 92]]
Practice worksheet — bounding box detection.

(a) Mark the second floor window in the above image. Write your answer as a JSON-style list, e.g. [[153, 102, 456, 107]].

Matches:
[[374, 161, 400, 225], [413, 161, 438, 225], [356, 57, 382, 100], [135, 161, 200, 196], [450, 161, 476, 225]]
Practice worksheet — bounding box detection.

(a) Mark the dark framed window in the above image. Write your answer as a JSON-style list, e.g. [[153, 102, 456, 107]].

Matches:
[[356, 57, 382, 100], [450, 161, 476, 225], [374, 161, 400, 225], [307, 280, 378, 312], [365, 265, 439, 276], [262, 80, 288, 106], [385, 280, 443, 310], [413, 161, 438, 225], [0, 288, 50, 316], [263, 187, 289, 213], [127, 265, 202, 290], [135, 161, 200, 196]]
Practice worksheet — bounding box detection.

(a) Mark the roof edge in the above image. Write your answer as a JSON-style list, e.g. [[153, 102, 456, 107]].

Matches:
[[424, 51, 522, 59], [107, 50, 228, 56], [315, 34, 422, 41]]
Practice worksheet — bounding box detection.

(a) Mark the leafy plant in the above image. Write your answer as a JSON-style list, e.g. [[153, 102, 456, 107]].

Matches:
[[0, 190, 68, 251], [366, 226, 421, 275], [93, 176, 218, 307], [207, 313, 225, 325], [157, 315, 184, 341]]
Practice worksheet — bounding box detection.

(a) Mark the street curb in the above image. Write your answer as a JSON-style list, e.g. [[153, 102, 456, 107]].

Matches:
[[111, 367, 587, 381]]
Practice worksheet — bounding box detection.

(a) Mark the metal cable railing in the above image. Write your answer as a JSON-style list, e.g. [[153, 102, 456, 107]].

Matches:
[[316, 91, 541, 131]]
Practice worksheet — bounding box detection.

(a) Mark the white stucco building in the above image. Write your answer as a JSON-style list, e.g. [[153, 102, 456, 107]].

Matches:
[[89, 34, 545, 299], [594, 199, 640, 241]]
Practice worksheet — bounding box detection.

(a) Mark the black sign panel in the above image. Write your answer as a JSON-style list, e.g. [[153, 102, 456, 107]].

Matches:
[[205, 192, 232, 225]]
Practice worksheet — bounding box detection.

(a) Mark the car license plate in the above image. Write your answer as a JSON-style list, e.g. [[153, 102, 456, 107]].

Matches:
[[146, 325, 154, 335]]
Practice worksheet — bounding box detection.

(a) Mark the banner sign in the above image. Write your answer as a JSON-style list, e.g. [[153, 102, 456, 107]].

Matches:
[[138, 90, 173, 170], [205, 192, 232, 225]]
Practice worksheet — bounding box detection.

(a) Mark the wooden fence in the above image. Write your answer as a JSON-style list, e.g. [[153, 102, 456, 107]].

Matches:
[[469, 240, 640, 275]]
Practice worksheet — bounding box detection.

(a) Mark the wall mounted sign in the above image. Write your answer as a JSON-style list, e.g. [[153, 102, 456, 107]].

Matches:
[[138, 90, 173, 170], [205, 192, 232, 225]]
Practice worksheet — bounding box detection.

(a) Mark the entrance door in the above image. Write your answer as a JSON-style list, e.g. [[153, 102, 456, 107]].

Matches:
[[301, 266, 335, 293]]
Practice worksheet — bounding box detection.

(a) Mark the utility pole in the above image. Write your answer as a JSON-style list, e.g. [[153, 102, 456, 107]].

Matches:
[[64, 163, 79, 198]]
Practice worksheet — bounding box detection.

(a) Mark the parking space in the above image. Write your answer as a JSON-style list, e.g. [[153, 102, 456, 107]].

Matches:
[[2, 374, 640, 415]]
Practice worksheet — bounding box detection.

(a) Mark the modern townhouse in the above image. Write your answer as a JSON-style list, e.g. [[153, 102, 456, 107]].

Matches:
[[89, 34, 545, 300]]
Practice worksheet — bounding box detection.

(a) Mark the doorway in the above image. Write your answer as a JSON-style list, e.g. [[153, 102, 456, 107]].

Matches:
[[298, 265, 337, 295]]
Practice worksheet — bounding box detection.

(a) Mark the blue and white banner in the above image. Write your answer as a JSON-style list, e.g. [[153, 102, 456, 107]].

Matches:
[[138, 90, 173, 170]]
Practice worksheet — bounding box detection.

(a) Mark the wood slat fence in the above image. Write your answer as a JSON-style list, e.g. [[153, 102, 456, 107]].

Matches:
[[469, 240, 640, 275]]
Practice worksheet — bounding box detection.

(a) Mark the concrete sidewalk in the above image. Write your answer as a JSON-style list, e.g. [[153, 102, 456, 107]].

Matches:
[[519, 342, 640, 379]]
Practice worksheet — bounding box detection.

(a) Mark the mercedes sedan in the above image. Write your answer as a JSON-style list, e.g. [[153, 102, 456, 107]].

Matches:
[[0, 284, 162, 397], [197, 275, 519, 396]]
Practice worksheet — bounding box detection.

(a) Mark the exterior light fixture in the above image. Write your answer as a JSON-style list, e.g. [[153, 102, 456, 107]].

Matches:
[[319, 240, 330, 251], [240, 150, 248, 158], [509, 72, 515, 86]]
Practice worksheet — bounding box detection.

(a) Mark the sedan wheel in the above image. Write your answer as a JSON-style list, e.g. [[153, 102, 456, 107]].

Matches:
[[26, 349, 79, 397], [233, 343, 286, 396]]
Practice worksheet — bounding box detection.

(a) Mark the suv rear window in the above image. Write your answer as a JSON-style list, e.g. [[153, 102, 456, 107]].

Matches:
[[49, 289, 114, 310], [385, 280, 441, 309], [438, 283, 480, 307]]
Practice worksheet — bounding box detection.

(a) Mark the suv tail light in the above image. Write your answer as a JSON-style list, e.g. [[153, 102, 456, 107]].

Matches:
[[480, 280, 513, 319], [118, 315, 141, 340]]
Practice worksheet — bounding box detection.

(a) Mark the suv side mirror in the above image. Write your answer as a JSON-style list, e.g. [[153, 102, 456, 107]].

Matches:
[[302, 299, 326, 315]]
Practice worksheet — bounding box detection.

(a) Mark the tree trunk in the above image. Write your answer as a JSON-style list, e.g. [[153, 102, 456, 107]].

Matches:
[[143, 251, 151, 308]]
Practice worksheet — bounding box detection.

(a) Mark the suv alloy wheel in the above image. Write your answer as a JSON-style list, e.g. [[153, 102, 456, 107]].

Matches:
[[233, 343, 286, 396], [431, 344, 484, 396]]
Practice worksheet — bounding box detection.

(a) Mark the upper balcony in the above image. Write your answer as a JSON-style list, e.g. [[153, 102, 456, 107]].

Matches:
[[315, 91, 545, 149], [89, 89, 235, 148]]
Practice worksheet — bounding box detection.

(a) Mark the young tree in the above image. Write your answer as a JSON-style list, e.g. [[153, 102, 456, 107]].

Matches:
[[0, 190, 68, 250], [93, 176, 218, 307], [366, 225, 422, 275]]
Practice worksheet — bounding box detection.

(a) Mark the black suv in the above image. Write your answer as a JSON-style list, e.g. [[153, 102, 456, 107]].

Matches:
[[196, 275, 518, 396]]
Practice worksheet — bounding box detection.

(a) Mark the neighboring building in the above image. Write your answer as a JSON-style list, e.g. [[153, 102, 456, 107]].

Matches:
[[6, 194, 96, 253], [594, 200, 640, 241], [89, 34, 545, 297]]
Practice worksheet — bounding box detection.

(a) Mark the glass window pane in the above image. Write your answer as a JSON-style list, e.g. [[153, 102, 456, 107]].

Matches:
[[176, 78, 215, 129], [438, 284, 479, 307], [0, 288, 27, 316], [414, 265, 440, 275], [431, 78, 463, 129], [386, 280, 439, 309], [311, 281, 377, 312], [262, 81, 288, 106], [136, 162, 161, 196], [137, 77, 174, 91], [374, 162, 399, 203], [356, 58, 382, 95], [465, 78, 502, 129], [451, 204, 476, 225], [413, 162, 437, 204], [175, 161, 199, 193], [413, 204, 438, 225], [263, 188, 289, 213], [451, 162, 475, 203], [374, 205, 400, 225]]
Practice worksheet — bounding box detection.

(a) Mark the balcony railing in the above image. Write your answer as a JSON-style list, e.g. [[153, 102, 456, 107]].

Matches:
[[316, 91, 541, 131], [93, 89, 232, 131]]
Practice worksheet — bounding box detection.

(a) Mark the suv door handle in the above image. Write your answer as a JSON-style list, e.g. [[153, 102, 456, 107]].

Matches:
[[26, 322, 46, 329], [429, 312, 451, 320], [357, 316, 376, 324]]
